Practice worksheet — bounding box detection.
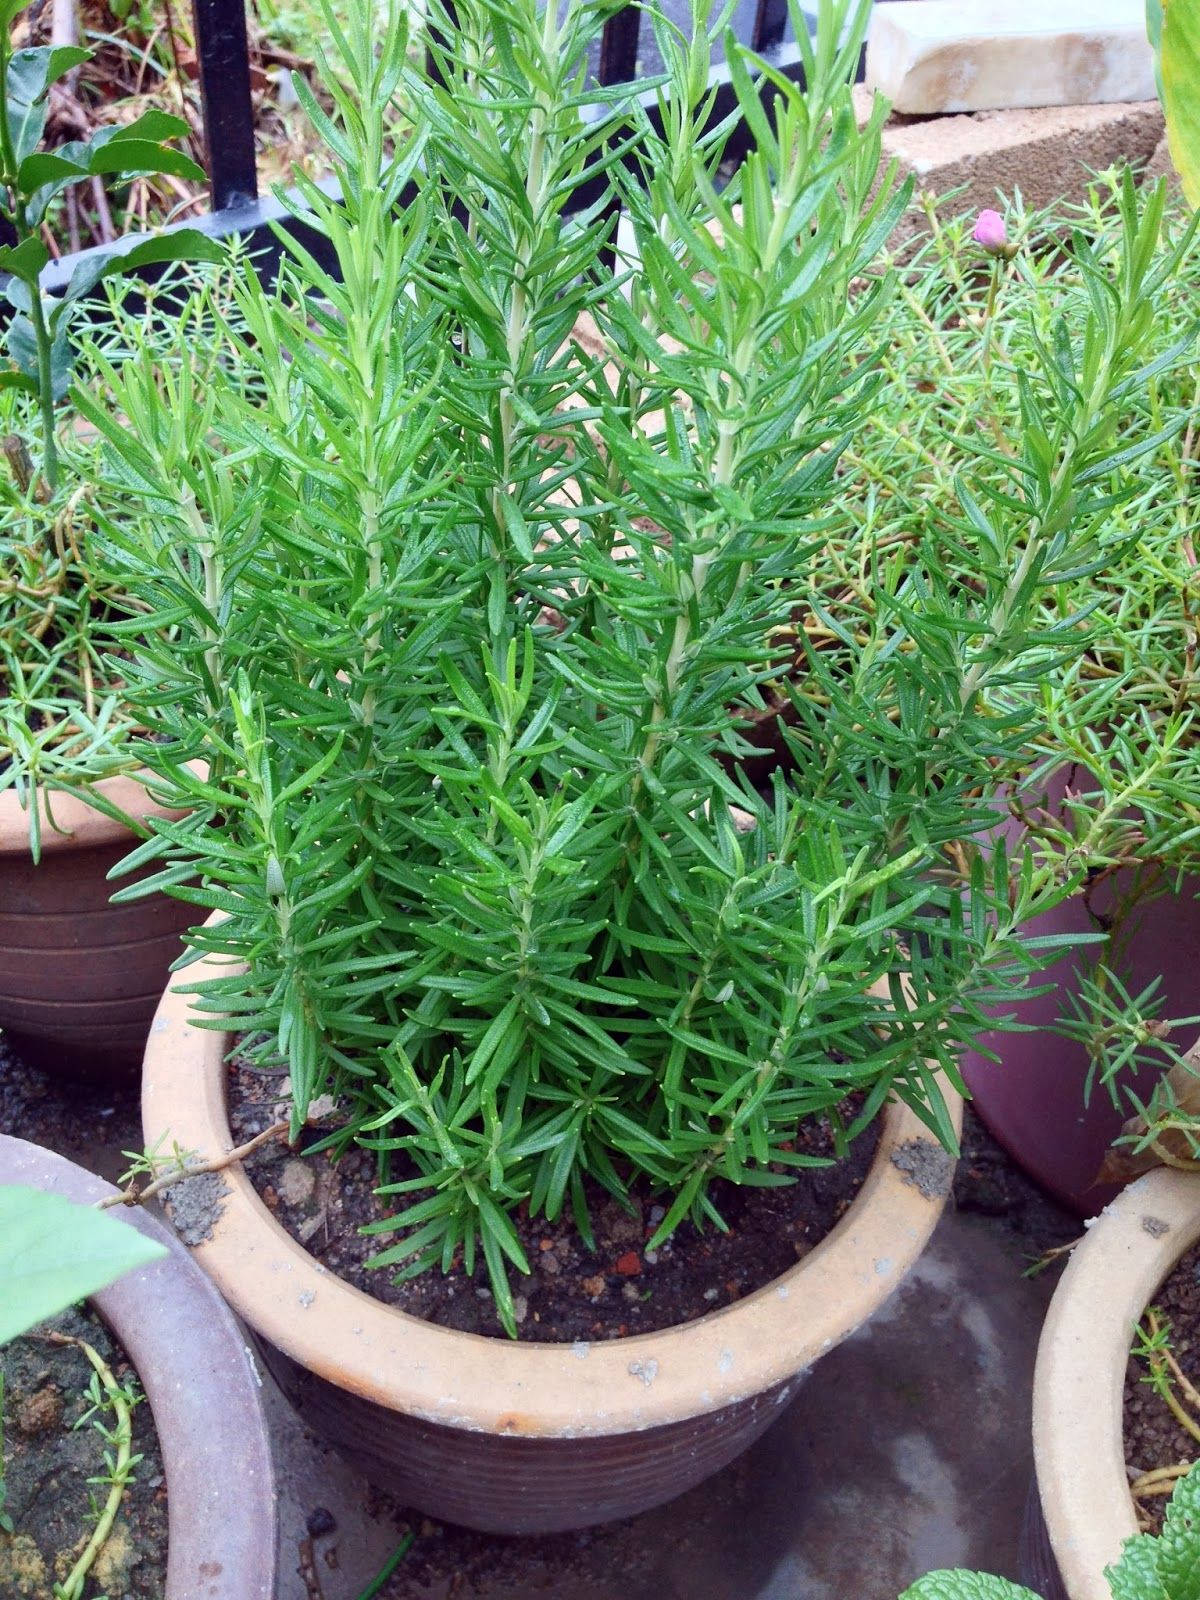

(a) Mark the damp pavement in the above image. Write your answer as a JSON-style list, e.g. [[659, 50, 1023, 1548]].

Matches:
[[272, 1205, 1067, 1599], [0, 1042, 1071, 1599]]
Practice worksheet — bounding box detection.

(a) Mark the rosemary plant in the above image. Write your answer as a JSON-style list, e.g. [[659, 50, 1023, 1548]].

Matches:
[[80, 0, 1193, 1328], [852, 177, 1200, 1170]]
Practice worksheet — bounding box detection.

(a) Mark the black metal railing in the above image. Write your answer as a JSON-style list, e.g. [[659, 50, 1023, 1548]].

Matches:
[[43, 0, 839, 295]]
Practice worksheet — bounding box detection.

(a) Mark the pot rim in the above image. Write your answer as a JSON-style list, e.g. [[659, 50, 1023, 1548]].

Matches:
[[0, 1134, 277, 1600], [142, 940, 962, 1439], [1032, 1166, 1200, 1600], [0, 770, 177, 857]]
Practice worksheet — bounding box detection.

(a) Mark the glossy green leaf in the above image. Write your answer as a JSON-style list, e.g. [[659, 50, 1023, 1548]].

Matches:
[[17, 150, 89, 191], [0, 233, 48, 286], [87, 138, 206, 183], [0, 1186, 167, 1344], [1161, 0, 1200, 205], [5, 46, 88, 165], [61, 228, 227, 307]]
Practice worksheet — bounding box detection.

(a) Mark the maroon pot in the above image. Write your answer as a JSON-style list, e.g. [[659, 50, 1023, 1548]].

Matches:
[[0, 1134, 277, 1599], [0, 776, 193, 1081], [963, 773, 1200, 1212]]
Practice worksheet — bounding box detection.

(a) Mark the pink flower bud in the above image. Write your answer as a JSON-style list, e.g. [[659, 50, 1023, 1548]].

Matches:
[[972, 209, 1009, 256]]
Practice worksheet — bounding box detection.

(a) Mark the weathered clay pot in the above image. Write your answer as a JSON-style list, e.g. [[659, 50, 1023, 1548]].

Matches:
[[0, 774, 194, 1079], [1031, 1166, 1200, 1599], [0, 1132, 277, 1600], [142, 940, 962, 1535]]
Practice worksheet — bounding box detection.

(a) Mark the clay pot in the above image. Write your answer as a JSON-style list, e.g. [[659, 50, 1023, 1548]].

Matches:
[[0, 774, 194, 1080], [142, 940, 962, 1535], [1030, 1166, 1200, 1599], [0, 1132, 277, 1600]]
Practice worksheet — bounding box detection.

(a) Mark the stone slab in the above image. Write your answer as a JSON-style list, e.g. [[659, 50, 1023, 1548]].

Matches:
[[856, 91, 1165, 240], [867, 0, 1156, 116]]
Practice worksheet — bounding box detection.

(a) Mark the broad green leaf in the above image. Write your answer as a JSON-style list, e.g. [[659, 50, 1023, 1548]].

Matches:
[[7, 313, 72, 398], [1156, 1460, 1200, 1600], [0, 234, 48, 287], [1148, 0, 1165, 100], [4, 46, 87, 165], [899, 1575, 1040, 1600], [87, 138, 206, 183], [61, 228, 227, 307], [0, 368, 38, 394], [17, 150, 89, 192], [1162, 0, 1200, 205], [0, 1186, 167, 1344], [105, 107, 192, 145]]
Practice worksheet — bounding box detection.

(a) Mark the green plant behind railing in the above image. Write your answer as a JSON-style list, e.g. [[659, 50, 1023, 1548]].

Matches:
[[0, 0, 224, 492]]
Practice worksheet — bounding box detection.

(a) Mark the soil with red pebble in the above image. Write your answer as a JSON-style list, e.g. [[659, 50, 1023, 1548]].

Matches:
[[1123, 1241, 1200, 1535], [227, 1057, 882, 1343]]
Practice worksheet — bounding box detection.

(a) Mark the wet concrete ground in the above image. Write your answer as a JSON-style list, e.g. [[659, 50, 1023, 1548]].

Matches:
[[0, 1040, 1073, 1599], [273, 1208, 1064, 1600]]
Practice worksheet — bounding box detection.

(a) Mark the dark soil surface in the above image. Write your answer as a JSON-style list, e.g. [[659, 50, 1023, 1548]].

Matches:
[[953, 1104, 1082, 1264], [228, 1058, 881, 1342], [1123, 1241, 1200, 1535], [0, 1037, 142, 1184], [0, 1303, 168, 1599]]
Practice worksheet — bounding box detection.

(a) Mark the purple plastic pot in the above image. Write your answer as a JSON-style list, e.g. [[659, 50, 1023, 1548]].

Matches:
[[963, 776, 1200, 1214], [0, 1135, 277, 1600]]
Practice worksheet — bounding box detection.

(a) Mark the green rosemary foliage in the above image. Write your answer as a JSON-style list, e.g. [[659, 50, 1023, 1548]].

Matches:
[[80, 0, 1193, 1327], [845, 174, 1200, 1154]]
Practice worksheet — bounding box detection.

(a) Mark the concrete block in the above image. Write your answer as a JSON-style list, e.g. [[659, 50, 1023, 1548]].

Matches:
[[867, 0, 1156, 116], [861, 92, 1165, 235]]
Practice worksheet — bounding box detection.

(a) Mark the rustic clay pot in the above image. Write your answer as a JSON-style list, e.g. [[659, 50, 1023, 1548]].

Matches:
[[0, 774, 194, 1079], [0, 1132, 277, 1600], [1031, 1166, 1200, 1599], [142, 939, 962, 1535]]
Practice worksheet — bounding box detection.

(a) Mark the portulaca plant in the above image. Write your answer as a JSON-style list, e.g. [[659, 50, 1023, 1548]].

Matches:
[[79, 0, 1195, 1328]]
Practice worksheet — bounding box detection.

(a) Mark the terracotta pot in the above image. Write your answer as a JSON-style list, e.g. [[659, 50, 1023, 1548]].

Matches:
[[0, 1132, 277, 1599], [0, 774, 194, 1080], [1031, 1166, 1200, 1599], [142, 940, 962, 1535]]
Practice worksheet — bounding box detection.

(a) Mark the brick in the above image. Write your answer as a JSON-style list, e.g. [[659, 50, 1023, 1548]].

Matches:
[[857, 91, 1165, 239]]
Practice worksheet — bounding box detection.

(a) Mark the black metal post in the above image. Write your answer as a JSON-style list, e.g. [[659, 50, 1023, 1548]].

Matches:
[[751, 0, 790, 52], [190, 0, 259, 210], [598, 6, 641, 86], [595, 7, 642, 277]]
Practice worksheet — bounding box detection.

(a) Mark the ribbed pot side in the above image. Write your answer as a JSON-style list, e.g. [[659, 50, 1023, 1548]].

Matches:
[[0, 1134, 277, 1600], [143, 938, 962, 1535], [0, 776, 193, 1079], [1032, 1167, 1200, 1600]]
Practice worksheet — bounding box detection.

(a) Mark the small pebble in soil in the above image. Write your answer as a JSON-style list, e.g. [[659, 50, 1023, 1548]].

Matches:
[[279, 1160, 316, 1207], [306, 1507, 337, 1538]]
